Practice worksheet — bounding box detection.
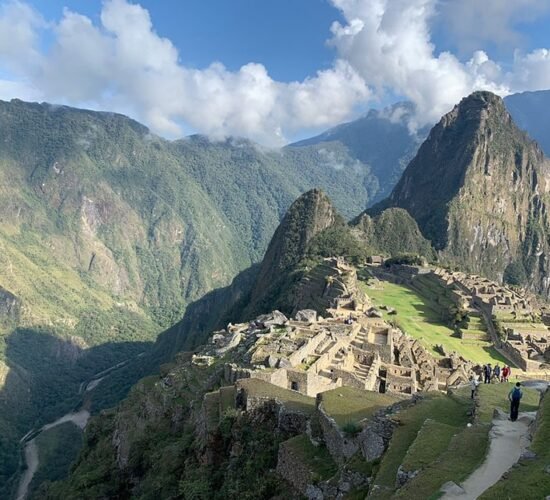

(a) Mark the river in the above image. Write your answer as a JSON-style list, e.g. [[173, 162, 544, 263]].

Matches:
[[15, 409, 90, 500], [14, 353, 142, 500]]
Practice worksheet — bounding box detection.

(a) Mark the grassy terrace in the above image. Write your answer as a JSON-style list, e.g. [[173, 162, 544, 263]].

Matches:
[[396, 424, 490, 499], [237, 378, 316, 414], [369, 391, 474, 499], [282, 434, 337, 482], [473, 383, 540, 423], [363, 280, 508, 365], [320, 387, 399, 427]]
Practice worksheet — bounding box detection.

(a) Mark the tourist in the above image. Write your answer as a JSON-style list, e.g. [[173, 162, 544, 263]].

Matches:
[[501, 365, 509, 382], [508, 382, 523, 422], [470, 376, 480, 399], [493, 364, 501, 382], [484, 363, 492, 384]]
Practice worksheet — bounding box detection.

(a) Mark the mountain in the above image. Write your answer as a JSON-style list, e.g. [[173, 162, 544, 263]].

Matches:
[[0, 99, 381, 496], [504, 90, 550, 156], [241, 189, 340, 316], [288, 103, 430, 203], [370, 90, 550, 295]]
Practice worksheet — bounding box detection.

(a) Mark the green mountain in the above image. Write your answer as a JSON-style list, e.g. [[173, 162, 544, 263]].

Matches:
[[0, 98, 381, 496], [289, 102, 429, 203], [370, 91, 550, 294]]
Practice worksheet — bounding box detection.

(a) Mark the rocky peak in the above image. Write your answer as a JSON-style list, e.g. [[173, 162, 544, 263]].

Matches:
[[258, 189, 339, 277], [243, 189, 340, 316], [371, 90, 550, 296]]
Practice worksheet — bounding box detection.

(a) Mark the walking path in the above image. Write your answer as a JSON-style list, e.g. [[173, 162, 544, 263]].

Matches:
[[443, 380, 548, 500]]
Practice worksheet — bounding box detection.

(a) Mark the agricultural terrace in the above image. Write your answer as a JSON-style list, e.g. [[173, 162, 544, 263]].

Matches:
[[362, 280, 508, 365]]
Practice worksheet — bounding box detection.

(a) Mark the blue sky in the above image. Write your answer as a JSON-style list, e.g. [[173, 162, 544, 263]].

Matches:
[[31, 0, 344, 81], [2, 0, 550, 145]]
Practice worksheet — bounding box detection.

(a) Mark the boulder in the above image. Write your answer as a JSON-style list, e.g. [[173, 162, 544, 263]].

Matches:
[[520, 450, 537, 460], [396, 465, 418, 487], [440, 481, 465, 495], [267, 355, 279, 368], [305, 485, 324, 500], [295, 309, 318, 323], [367, 307, 383, 318], [256, 310, 289, 328], [358, 428, 386, 462]]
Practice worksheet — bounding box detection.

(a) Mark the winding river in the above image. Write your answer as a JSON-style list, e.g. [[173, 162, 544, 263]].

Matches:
[[15, 354, 140, 500]]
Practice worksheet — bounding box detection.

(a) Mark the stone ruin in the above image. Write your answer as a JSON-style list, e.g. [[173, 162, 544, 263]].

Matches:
[[432, 268, 534, 317], [432, 267, 550, 371], [196, 308, 473, 399]]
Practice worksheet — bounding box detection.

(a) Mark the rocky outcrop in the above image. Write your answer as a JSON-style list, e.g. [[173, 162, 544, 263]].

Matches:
[[353, 208, 435, 259], [370, 91, 550, 297], [0, 286, 20, 322]]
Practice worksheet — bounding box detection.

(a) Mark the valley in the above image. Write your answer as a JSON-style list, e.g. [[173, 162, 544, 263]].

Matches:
[[2, 89, 550, 498]]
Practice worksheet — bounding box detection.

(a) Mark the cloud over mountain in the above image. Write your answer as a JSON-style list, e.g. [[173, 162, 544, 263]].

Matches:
[[1, 0, 550, 144]]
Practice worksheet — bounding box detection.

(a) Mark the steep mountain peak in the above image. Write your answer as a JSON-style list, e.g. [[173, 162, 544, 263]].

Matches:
[[257, 188, 339, 277], [439, 91, 513, 133], [372, 90, 550, 296], [242, 189, 340, 316]]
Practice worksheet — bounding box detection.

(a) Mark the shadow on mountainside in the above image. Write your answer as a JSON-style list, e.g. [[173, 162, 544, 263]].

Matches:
[[1, 262, 260, 498], [150, 263, 260, 365], [0, 327, 152, 497]]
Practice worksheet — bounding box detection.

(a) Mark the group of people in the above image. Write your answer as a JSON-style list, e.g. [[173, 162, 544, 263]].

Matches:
[[481, 363, 511, 383], [469, 364, 524, 422]]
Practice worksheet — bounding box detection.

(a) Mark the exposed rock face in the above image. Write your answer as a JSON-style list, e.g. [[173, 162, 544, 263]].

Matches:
[[371, 91, 550, 296], [0, 286, 20, 322]]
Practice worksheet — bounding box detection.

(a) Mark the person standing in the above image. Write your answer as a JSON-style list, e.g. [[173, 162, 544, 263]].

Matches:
[[493, 364, 501, 382], [501, 365, 509, 382], [484, 363, 492, 384], [508, 382, 523, 421], [470, 376, 480, 399]]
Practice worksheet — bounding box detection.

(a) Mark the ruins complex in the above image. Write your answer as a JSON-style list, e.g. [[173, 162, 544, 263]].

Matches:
[[193, 259, 474, 398]]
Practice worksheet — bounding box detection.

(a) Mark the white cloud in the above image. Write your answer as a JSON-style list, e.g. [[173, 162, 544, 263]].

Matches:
[[438, 0, 550, 55], [0, 0, 368, 146], [328, 0, 550, 129], [1, 0, 550, 143]]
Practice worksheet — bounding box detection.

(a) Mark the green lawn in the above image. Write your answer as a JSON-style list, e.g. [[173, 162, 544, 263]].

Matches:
[[474, 383, 540, 423], [364, 281, 509, 365], [400, 420, 460, 472], [320, 387, 399, 428], [396, 424, 490, 499], [282, 434, 337, 482]]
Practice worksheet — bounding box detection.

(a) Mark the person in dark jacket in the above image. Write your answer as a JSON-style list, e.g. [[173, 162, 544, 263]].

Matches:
[[484, 363, 492, 384], [508, 382, 523, 421], [493, 364, 501, 382]]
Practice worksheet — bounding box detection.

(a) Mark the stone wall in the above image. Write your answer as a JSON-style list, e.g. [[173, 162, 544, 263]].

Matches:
[[317, 403, 359, 463], [288, 331, 327, 366], [276, 440, 313, 495]]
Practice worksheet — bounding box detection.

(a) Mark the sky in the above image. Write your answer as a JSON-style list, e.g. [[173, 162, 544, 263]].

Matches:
[[1, 0, 550, 146]]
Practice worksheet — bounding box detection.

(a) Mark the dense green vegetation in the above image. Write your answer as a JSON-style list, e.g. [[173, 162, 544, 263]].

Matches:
[[28, 423, 83, 498], [307, 224, 369, 265]]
